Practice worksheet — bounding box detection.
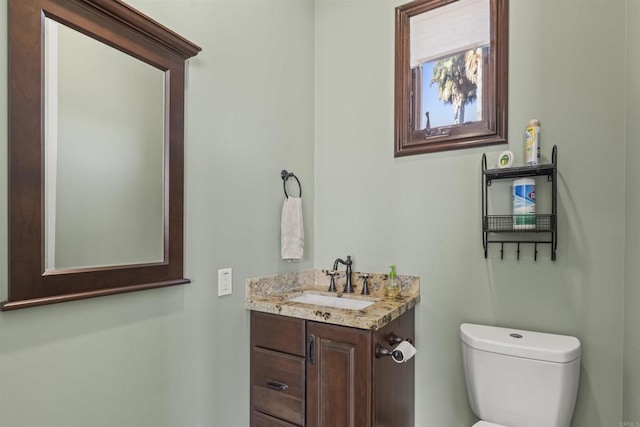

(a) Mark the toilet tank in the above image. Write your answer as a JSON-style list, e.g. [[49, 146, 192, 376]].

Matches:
[[460, 323, 581, 427]]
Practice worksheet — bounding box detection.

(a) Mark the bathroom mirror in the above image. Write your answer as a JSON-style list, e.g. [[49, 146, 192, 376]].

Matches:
[[44, 18, 166, 271], [394, 0, 508, 156], [4, 0, 201, 310]]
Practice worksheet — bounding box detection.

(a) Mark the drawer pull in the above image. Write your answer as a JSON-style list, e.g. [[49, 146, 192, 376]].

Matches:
[[265, 379, 288, 392]]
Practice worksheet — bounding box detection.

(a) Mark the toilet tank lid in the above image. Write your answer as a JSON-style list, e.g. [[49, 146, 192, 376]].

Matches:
[[460, 323, 581, 363]]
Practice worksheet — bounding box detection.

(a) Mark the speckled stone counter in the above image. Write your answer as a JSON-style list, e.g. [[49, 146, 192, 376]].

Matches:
[[245, 269, 420, 330]]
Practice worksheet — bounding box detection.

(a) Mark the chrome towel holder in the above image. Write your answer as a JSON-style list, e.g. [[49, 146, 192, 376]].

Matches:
[[281, 170, 302, 198]]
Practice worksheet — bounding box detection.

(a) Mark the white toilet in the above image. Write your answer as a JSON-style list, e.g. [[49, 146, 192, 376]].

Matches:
[[460, 323, 581, 427]]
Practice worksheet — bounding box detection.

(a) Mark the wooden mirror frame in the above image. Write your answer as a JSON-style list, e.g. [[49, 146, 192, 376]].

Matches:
[[3, 0, 201, 310], [394, 0, 508, 157]]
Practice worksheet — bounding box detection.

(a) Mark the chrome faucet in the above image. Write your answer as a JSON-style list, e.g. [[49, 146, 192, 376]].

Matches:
[[332, 255, 354, 293]]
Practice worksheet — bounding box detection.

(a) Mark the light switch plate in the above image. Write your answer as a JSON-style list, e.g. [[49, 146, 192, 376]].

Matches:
[[218, 268, 232, 296]]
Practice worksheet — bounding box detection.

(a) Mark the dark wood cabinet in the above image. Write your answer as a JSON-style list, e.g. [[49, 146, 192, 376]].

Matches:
[[250, 310, 415, 427]]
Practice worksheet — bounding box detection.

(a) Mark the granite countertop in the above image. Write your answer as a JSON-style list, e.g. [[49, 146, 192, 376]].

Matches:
[[245, 269, 420, 330]]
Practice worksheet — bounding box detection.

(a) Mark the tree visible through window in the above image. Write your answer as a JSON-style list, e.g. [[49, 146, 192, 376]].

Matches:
[[414, 46, 487, 132]]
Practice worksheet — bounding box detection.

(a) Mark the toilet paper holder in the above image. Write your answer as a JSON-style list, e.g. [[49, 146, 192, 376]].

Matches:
[[375, 332, 414, 360], [375, 343, 403, 360]]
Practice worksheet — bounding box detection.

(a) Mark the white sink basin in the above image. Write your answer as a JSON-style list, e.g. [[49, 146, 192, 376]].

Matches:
[[288, 293, 375, 310]]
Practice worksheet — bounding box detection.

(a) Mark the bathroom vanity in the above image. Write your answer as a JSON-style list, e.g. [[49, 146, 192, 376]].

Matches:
[[247, 270, 420, 427]]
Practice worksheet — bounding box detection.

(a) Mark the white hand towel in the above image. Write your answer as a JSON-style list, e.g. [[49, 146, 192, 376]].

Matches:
[[281, 197, 304, 261]]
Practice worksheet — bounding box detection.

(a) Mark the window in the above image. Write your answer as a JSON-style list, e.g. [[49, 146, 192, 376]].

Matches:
[[395, 0, 508, 156]]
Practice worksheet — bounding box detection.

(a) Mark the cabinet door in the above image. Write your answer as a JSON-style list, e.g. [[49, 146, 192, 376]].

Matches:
[[306, 321, 372, 427]]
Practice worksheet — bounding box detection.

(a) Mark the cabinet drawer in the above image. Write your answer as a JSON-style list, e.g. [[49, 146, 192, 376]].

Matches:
[[252, 347, 305, 426], [252, 411, 299, 427], [251, 311, 305, 356]]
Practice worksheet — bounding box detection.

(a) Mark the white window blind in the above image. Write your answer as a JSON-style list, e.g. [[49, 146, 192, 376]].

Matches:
[[410, 0, 490, 68]]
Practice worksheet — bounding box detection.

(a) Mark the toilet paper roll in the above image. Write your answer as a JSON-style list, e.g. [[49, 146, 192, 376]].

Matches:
[[392, 340, 417, 363]]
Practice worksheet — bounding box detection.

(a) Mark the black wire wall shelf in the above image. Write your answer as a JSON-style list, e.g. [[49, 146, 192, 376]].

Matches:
[[482, 145, 558, 261]]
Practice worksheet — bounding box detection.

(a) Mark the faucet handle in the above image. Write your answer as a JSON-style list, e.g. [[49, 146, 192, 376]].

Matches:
[[359, 274, 371, 295], [326, 270, 339, 292]]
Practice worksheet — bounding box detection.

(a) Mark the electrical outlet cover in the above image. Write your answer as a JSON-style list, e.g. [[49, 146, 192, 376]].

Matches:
[[218, 268, 232, 296]]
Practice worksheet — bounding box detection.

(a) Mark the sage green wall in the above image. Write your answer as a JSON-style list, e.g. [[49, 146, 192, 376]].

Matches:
[[314, 0, 626, 425], [0, 1, 314, 426], [624, 0, 640, 422]]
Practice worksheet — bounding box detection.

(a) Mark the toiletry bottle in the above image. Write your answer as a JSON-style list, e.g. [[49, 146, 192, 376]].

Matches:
[[385, 265, 401, 297]]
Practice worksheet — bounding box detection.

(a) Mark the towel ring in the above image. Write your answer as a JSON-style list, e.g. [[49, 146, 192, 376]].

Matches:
[[281, 170, 302, 198]]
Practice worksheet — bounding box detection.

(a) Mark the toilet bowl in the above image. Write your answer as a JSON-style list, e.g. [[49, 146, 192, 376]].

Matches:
[[460, 323, 581, 427]]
